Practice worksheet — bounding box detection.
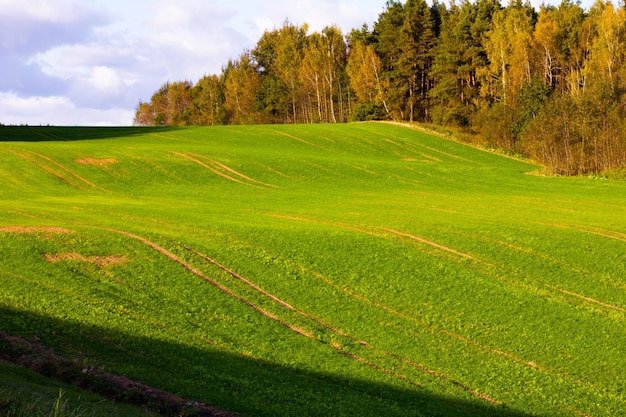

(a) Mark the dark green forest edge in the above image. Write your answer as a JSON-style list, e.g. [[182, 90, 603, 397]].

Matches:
[[136, 0, 626, 177]]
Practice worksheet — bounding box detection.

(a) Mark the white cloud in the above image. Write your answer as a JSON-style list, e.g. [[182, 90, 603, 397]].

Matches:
[[0, 92, 133, 126], [263, 0, 382, 33], [0, 92, 70, 116], [32, 43, 136, 76], [0, 0, 96, 23], [141, 1, 247, 79], [0, 0, 388, 125], [0, 0, 107, 54], [69, 66, 123, 107]]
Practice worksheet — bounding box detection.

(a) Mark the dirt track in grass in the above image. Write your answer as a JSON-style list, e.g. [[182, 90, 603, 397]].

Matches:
[[106, 227, 504, 405], [172, 152, 278, 189]]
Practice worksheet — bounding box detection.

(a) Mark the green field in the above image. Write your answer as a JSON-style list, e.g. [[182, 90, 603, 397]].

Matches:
[[1, 123, 625, 416]]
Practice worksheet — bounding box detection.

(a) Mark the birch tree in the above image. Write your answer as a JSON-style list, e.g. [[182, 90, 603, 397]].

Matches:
[[346, 37, 389, 117], [223, 53, 261, 124]]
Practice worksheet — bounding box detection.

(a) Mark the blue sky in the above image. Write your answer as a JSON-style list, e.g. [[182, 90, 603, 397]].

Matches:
[[0, 0, 594, 126]]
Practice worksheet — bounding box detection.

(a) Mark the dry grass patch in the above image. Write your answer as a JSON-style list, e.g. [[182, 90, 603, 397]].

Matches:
[[75, 158, 117, 167], [0, 226, 73, 234], [44, 252, 127, 268]]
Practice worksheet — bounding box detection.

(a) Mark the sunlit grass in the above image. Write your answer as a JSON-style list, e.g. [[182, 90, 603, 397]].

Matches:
[[1, 123, 625, 416]]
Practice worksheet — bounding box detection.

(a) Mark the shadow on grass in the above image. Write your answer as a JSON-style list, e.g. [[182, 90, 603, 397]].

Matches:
[[0, 126, 181, 142], [0, 305, 535, 417]]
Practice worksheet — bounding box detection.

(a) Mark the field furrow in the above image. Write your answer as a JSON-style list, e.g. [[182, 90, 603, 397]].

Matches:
[[2, 124, 626, 416], [173, 238, 512, 405]]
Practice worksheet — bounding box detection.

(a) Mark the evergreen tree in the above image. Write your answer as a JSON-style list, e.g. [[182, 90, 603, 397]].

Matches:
[[400, 0, 437, 121], [430, 0, 498, 125], [132, 0, 626, 176], [373, 1, 407, 120]]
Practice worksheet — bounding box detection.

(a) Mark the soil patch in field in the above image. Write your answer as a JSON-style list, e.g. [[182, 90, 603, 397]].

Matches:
[[75, 158, 117, 167], [0, 226, 73, 234], [44, 252, 127, 268]]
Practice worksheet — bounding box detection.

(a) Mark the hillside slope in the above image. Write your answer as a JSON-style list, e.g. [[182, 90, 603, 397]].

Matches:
[[1, 123, 625, 416]]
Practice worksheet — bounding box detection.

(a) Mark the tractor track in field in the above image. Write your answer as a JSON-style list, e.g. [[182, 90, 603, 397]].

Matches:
[[380, 227, 493, 266], [108, 228, 503, 406], [511, 222, 626, 311], [8, 224, 602, 410], [273, 213, 626, 319], [304, 255, 608, 412], [302, 266, 550, 373], [173, 241, 349, 339], [534, 221, 626, 247], [545, 284, 626, 313], [172, 152, 278, 189], [274, 131, 320, 148], [263, 215, 614, 395], [268, 214, 491, 265], [476, 234, 626, 312], [303, 261, 625, 407], [156, 235, 427, 384], [173, 240, 505, 404], [548, 222, 626, 243], [2, 149, 108, 191], [107, 228, 314, 339], [3, 223, 605, 403], [489, 236, 626, 311], [380, 131, 477, 164], [209, 159, 279, 188], [187, 227, 552, 382], [466, 232, 626, 312], [172, 152, 257, 187]]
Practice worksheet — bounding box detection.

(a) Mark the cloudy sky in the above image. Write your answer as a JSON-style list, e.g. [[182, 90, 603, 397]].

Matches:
[[1, 0, 591, 126]]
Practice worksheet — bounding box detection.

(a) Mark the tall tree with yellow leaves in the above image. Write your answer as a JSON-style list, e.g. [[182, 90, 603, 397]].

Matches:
[[223, 52, 261, 125]]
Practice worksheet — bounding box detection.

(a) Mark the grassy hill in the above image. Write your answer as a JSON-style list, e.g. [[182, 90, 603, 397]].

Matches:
[[1, 123, 625, 416]]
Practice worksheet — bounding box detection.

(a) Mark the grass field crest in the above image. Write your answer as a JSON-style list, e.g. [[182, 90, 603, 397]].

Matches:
[[1, 123, 625, 416]]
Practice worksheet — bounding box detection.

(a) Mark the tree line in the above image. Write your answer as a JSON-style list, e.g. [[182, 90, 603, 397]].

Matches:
[[135, 0, 626, 176]]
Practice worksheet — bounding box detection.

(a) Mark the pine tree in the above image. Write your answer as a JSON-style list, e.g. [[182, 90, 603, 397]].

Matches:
[[400, 0, 437, 121], [430, 0, 498, 125], [373, 1, 407, 120]]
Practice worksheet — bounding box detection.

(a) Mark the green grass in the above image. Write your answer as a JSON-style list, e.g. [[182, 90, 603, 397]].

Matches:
[[1, 123, 625, 416], [0, 361, 157, 417]]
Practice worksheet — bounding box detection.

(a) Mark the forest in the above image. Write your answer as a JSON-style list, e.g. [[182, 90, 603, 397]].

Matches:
[[134, 0, 626, 176]]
